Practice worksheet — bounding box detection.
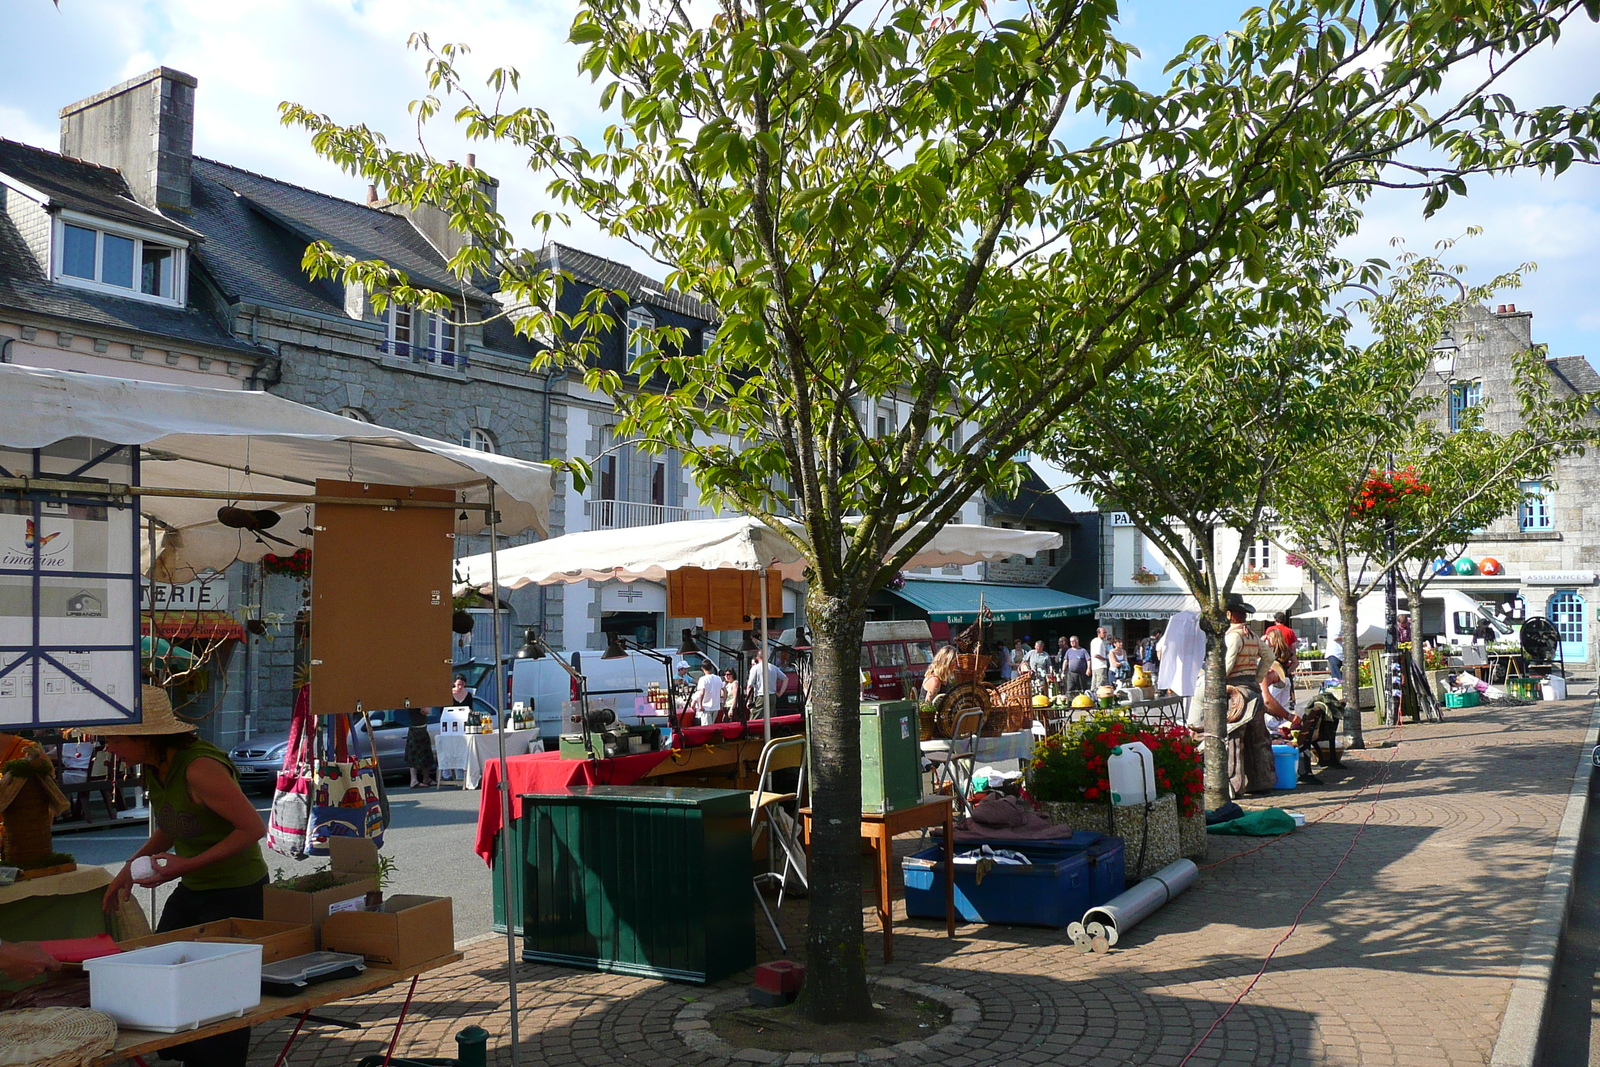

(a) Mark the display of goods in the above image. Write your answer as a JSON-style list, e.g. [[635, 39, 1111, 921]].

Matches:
[[1072, 694, 1094, 709], [1031, 694, 1050, 709], [952, 654, 990, 683], [1131, 666, 1152, 689]]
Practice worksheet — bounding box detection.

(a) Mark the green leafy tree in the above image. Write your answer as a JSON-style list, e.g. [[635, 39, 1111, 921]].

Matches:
[[282, 0, 1600, 1021], [1038, 219, 1366, 810], [1272, 257, 1595, 745]]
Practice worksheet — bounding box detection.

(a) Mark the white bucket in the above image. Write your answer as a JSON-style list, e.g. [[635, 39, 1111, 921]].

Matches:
[[1541, 675, 1568, 701], [1108, 741, 1156, 806]]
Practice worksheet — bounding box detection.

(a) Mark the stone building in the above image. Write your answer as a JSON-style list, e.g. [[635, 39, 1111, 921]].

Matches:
[[1409, 303, 1600, 669], [2, 67, 565, 743]]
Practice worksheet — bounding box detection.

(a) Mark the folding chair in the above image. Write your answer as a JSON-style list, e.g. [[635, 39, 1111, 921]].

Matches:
[[750, 734, 808, 953], [923, 709, 984, 820]]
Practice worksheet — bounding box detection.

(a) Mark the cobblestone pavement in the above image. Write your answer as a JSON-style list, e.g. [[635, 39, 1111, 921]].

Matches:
[[241, 696, 1596, 1067]]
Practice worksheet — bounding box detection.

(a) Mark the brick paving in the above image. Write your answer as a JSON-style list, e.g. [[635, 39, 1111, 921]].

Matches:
[[241, 696, 1595, 1067]]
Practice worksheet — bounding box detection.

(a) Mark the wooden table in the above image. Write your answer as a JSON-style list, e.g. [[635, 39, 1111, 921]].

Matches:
[[802, 796, 955, 963], [91, 951, 464, 1067]]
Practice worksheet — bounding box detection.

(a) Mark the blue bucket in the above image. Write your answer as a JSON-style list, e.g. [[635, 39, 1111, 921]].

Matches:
[[1272, 743, 1298, 790]]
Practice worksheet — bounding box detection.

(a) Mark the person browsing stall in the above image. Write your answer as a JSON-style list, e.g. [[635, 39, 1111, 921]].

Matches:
[[747, 649, 789, 707], [923, 644, 959, 702], [98, 686, 268, 1067], [691, 661, 725, 726]]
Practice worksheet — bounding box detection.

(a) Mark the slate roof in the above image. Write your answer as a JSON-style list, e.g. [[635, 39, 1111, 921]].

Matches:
[[987, 464, 1079, 527], [190, 158, 492, 309], [1546, 355, 1600, 396], [0, 138, 199, 240], [543, 242, 715, 322], [0, 173, 261, 356]]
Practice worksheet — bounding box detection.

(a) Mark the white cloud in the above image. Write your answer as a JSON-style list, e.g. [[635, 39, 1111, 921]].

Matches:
[[3, 0, 1598, 361]]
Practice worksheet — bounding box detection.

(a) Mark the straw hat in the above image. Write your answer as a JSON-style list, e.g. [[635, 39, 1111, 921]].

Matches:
[[81, 685, 197, 736]]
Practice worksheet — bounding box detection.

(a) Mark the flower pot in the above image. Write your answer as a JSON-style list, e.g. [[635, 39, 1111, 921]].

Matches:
[[1036, 793, 1180, 879]]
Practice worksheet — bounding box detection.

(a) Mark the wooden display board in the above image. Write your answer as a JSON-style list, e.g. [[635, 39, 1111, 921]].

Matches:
[[666, 567, 783, 631], [309, 481, 454, 718]]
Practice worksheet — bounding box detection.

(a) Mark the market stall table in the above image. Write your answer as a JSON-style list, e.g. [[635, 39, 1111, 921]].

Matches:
[[87, 951, 464, 1067], [801, 796, 956, 963], [472, 719, 804, 862], [433, 728, 542, 789]]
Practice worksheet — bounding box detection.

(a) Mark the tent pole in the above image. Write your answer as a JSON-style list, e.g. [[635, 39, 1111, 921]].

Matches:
[[761, 566, 771, 742], [485, 481, 521, 1067]]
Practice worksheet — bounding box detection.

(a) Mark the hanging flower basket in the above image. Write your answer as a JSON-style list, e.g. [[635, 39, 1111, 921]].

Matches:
[[1240, 567, 1269, 585], [1130, 565, 1161, 586], [260, 548, 312, 579]]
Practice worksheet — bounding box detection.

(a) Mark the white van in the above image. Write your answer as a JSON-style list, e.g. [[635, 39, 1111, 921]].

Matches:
[[510, 647, 690, 741]]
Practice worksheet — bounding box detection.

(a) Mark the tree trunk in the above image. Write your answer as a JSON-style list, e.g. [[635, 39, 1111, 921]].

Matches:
[[1198, 611, 1230, 812], [798, 591, 874, 1023], [1401, 575, 1428, 676], [1338, 596, 1366, 748]]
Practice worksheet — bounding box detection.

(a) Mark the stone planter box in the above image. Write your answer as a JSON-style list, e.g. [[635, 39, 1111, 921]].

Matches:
[[1178, 808, 1207, 861], [1036, 793, 1180, 879]]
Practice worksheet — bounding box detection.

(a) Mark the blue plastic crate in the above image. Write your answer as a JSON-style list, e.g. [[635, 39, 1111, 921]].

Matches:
[[903, 834, 1125, 928]]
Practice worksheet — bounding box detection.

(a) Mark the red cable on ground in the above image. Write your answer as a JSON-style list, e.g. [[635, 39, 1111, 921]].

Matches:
[[1177, 722, 1404, 1066]]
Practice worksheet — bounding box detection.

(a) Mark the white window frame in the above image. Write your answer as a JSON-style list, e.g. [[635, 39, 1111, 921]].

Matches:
[[51, 211, 188, 307], [386, 301, 462, 363], [701, 326, 717, 354], [1519, 481, 1551, 531], [336, 406, 371, 423], [626, 306, 655, 364], [1246, 536, 1273, 573], [464, 427, 497, 453]]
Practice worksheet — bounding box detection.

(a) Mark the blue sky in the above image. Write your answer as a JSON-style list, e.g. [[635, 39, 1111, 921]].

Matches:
[[3, 0, 1597, 371]]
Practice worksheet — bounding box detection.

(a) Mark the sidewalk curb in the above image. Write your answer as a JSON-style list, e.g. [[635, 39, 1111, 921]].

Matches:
[[1488, 694, 1600, 1067]]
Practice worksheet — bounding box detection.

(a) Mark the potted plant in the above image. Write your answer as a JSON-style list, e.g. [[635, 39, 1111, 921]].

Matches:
[[1026, 713, 1205, 872]]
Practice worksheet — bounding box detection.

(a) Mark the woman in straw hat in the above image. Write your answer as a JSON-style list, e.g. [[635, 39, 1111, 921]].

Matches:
[[94, 686, 268, 1067]]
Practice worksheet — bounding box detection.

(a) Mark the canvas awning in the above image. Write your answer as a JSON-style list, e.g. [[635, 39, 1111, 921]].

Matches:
[[1097, 593, 1198, 619], [0, 364, 556, 579], [457, 516, 1062, 589], [1241, 593, 1301, 621], [889, 579, 1097, 624], [141, 611, 246, 642]]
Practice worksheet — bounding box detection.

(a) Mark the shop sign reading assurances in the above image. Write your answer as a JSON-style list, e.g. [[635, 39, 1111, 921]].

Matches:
[[1523, 571, 1597, 586]]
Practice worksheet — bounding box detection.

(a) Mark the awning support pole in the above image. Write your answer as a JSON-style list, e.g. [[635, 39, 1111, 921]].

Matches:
[[761, 566, 772, 743], [485, 481, 521, 1067]]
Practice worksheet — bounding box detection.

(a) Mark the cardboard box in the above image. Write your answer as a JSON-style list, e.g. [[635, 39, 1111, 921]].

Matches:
[[262, 838, 380, 942], [321, 894, 454, 969], [118, 918, 315, 964]]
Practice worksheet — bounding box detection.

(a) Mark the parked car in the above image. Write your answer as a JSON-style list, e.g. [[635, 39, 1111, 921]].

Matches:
[[229, 697, 494, 792]]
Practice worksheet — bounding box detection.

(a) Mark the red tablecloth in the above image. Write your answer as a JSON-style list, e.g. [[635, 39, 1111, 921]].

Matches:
[[474, 749, 671, 861], [472, 714, 806, 863]]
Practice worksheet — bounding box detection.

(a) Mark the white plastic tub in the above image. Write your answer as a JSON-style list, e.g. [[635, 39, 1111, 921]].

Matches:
[[85, 940, 262, 1032], [1542, 675, 1568, 701]]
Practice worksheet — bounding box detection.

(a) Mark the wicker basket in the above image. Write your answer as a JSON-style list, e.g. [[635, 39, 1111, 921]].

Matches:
[[950, 654, 990, 685], [917, 703, 940, 742], [990, 674, 1038, 732]]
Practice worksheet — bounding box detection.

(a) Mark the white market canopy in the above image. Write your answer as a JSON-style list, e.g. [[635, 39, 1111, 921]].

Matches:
[[458, 514, 1062, 589], [0, 364, 556, 578]]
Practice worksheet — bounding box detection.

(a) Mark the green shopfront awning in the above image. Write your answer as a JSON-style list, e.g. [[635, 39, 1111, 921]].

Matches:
[[889, 580, 1097, 624]]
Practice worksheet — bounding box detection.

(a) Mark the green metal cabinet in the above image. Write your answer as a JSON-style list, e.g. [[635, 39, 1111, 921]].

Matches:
[[515, 786, 754, 984], [860, 700, 923, 814]]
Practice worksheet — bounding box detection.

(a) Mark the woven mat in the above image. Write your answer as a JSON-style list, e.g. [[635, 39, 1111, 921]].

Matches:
[[0, 1006, 117, 1067]]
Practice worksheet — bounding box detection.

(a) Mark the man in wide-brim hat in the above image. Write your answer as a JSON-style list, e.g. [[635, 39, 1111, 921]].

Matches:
[[88, 685, 268, 1067]]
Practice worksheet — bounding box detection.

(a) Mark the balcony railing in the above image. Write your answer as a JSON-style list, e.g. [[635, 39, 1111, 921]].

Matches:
[[585, 500, 712, 529]]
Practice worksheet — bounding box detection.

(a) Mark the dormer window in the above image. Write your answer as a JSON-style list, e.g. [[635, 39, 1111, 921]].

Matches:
[[385, 301, 464, 366], [53, 214, 186, 305], [625, 306, 654, 364]]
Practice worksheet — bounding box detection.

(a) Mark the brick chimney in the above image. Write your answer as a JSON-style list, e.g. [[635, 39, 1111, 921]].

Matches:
[[59, 67, 197, 213]]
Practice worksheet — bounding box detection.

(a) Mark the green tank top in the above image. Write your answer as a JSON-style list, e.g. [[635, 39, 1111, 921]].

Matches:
[[149, 739, 269, 891]]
